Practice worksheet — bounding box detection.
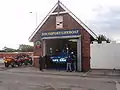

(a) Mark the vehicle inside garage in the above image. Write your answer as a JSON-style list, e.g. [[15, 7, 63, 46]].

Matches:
[[44, 38, 77, 70]]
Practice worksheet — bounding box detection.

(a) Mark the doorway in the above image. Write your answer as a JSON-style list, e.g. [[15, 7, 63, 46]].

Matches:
[[43, 37, 81, 71]]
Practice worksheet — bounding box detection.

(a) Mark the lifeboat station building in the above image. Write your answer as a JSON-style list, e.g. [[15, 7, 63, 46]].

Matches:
[[29, 1, 97, 72]]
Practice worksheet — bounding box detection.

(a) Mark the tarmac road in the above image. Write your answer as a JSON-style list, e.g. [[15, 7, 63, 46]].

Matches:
[[0, 67, 120, 90]]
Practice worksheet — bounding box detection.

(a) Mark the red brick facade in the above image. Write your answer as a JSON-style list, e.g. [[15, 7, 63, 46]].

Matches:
[[81, 29, 91, 71], [30, 2, 96, 72]]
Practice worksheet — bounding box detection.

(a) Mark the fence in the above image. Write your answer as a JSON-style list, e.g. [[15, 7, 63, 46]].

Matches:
[[90, 41, 120, 69]]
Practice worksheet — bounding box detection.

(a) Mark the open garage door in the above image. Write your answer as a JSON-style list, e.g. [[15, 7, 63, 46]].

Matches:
[[43, 38, 78, 70]]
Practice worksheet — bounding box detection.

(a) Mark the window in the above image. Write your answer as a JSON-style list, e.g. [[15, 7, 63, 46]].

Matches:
[[56, 16, 63, 29]]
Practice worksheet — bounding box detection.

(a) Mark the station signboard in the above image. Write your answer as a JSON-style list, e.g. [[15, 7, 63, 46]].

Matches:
[[41, 29, 80, 39]]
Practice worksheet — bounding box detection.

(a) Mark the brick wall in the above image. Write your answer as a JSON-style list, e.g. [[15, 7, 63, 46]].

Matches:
[[81, 29, 91, 72], [33, 42, 43, 67], [32, 13, 92, 71], [0, 52, 33, 58]]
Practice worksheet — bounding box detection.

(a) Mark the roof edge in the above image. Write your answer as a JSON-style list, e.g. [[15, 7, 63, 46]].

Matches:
[[29, 1, 98, 42], [28, 2, 58, 42]]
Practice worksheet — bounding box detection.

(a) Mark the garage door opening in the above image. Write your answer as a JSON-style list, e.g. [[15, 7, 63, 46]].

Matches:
[[43, 38, 78, 70]]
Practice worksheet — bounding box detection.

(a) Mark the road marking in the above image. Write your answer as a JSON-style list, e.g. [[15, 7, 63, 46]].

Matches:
[[116, 81, 120, 90]]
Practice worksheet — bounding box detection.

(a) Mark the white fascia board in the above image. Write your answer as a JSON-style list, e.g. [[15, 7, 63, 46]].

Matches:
[[29, 3, 58, 42], [50, 11, 69, 15], [29, 1, 97, 42], [69, 12, 97, 39], [59, 2, 97, 39]]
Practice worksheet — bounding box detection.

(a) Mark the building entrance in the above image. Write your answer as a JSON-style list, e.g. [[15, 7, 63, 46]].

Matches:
[[43, 38, 81, 71]]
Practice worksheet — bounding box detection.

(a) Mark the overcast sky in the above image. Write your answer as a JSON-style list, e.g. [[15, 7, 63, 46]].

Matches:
[[0, 0, 119, 49]]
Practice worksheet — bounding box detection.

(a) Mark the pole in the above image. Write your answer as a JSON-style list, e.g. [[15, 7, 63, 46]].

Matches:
[[29, 12, 38, 27], [36, 12, 37, 26]]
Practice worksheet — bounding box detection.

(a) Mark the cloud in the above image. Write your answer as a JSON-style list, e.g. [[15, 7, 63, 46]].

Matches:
[[86, 6, 120, 41], [0, 0, 120, 49]]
